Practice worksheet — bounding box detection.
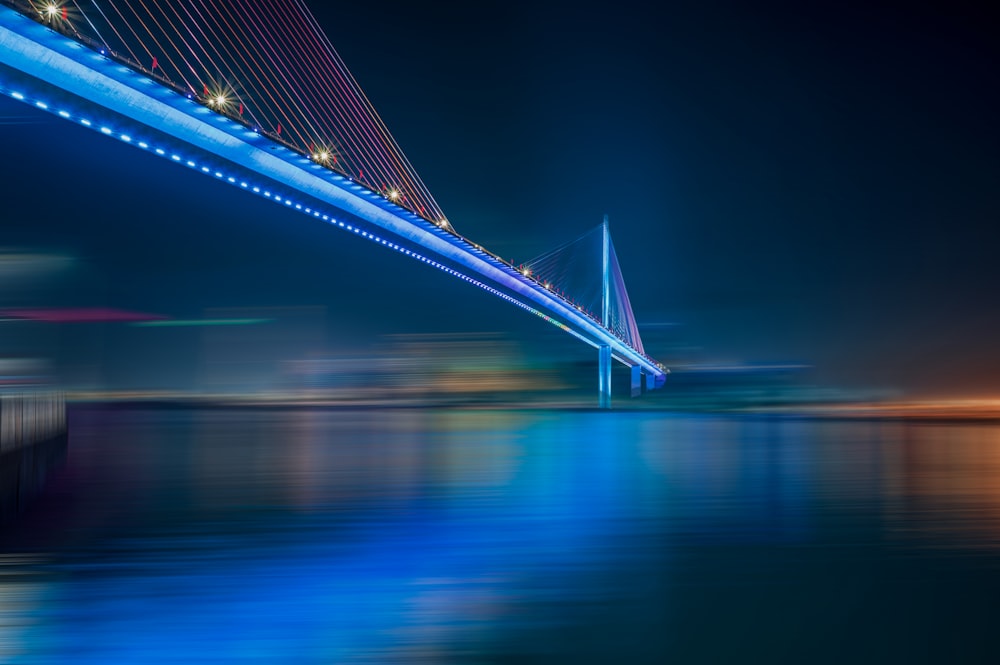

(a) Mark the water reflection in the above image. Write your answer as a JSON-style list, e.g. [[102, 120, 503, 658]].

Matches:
[[0, 434, 67, 524], [2, 408, 1000, 662]]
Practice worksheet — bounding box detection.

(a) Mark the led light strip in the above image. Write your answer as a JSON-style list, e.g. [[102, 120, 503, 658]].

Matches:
[[0, 81, 601, 345]]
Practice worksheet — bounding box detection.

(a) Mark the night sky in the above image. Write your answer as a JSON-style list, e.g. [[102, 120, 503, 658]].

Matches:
[[1, 0, 997, 397]]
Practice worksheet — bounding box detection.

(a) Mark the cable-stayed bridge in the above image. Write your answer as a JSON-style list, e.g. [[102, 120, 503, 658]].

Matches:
[[0, 0, 667, 406]]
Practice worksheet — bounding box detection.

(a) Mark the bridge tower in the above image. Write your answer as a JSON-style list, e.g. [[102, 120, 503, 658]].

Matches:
[[599, 215, 612, 409]]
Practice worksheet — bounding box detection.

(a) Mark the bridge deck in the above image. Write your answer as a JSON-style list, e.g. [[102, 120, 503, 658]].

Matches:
[[0, 4, 665, 379]]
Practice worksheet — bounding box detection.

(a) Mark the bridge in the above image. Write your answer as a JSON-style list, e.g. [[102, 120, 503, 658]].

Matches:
[[0, 0, 667, 407]]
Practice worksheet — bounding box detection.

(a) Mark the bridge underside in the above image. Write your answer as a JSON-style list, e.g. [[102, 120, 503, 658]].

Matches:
[[0, 6, 666, 403]]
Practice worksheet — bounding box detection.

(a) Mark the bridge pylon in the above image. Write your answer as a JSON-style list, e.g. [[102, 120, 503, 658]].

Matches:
[[599, 215, 612, 408]]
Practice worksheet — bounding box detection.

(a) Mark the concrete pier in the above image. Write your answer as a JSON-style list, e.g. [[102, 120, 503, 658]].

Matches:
[[1, 392, 66, 455]]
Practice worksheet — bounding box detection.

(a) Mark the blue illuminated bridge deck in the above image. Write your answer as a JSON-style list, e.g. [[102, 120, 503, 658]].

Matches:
[[0, 2, 666, 383]]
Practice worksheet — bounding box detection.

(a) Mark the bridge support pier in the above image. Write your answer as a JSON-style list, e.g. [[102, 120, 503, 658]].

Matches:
[[645, 370, 656, 392], [631, 365, 642, 397], [598, 344, 611, 409]]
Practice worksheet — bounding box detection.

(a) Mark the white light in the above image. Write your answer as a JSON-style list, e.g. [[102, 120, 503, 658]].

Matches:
[[80, 119, 91, 126], [227, 177, 236, 183], [58, 111, 70, 118], [171, 155, 180, 161], [35, 101, 47, 109], [202, 166, 210, 173], [155, 148, 165, 155], [240, 182, 248, 188], [100, 127, 112, 134], [139, 142, 149, 149], [253, 187, 260, 193], [11, 92, 24, 100], [187, 160, 195, 167]]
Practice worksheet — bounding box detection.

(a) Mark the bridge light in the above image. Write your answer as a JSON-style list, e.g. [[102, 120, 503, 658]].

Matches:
[[387, 188, 400, 201], [44, 4, 59, 19]]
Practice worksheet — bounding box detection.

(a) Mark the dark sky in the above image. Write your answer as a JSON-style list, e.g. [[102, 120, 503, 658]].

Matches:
[[1, 0, 998, 396]]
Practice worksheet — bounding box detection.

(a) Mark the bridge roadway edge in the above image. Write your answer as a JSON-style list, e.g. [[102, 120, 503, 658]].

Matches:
[[0, 6, 664, 379]]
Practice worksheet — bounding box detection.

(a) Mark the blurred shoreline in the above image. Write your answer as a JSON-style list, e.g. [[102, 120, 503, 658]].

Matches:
[[60, 390, 1000, 421]]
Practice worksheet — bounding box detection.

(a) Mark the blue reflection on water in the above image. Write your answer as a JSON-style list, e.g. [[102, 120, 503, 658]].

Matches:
[[3, 408, 1000, 663]]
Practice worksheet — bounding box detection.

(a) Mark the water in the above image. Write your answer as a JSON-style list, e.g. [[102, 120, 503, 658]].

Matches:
[[2, 406, 1000, 663]]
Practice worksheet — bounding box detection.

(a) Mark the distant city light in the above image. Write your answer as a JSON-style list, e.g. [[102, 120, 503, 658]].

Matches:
[[132, 318, 272, 328]]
